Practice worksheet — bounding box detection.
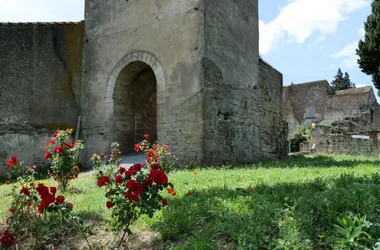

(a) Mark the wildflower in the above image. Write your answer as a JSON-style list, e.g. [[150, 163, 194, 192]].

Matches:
[[193, 172, 197, 176], [144, 134, 149, 139], [187, 191, 193, 196], [5, 180, 10, 185], [166, 187, 174, 194]]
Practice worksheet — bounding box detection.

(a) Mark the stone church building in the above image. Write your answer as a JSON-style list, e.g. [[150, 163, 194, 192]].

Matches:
[[0, 0, 287, 167]]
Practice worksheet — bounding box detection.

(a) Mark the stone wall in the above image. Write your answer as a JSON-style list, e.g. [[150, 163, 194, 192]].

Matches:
[[324, 89, 374, 123], [311, 126, 380, 157], [82, 0, 206, 164], [257, 59, 288, 159], [0, 22, 84, 167], [83, 0, 287, 165], [203, 0, 287, 164]]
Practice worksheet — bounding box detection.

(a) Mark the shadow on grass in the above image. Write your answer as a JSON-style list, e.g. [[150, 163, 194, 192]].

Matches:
[[153, 173, 380, 249]]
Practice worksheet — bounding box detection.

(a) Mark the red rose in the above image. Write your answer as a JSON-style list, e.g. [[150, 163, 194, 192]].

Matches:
[[6, 156, 19, 168], [118, 167, 126, 174], [5, 180, 10, 185], [99, 153, 104, 158], [162, 199, 168, 207], [97, 176, 110, 187], [106, 201, 113, 209], [36, 184, 49, 197], [149, 169, 168, 185], [44, 153, 52, 160], [41, 194, 55, 207], [132, 163, 142, 171], [0, 229, 17, 246], [8, 208, 15, 213], [52, 131, 59, 138], [115, 175, 123, 184], [147, 150, 155, 158], [68, 202, 73, 209], [65, 142, 75, 148], [27, 201, 33, 207], [125, 180, 143, 201], [20, 187, 30, 196], [134, 144, 141, 152], [46, 140, 55, 145], [55, 195, 65, 204], [38, 203, 44, 214], [53, 146, 63, 154], [150, 163, 159, 170], [49, 186, 57, 195], [144, 134, 149, 139], [144, 178, 153, 186]]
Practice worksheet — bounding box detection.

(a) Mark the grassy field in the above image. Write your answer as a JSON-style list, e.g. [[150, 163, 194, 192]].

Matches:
[[1, 154, 380, 249]]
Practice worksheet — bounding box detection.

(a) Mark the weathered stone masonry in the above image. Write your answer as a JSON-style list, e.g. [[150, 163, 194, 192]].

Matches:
[[0, 22, 84, 167], [82, 0, 287, 165], [1, 0, 287, 168]]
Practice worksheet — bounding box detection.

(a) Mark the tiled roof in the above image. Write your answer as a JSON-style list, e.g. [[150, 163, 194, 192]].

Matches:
[[0, 21, 84, 26], [284, 80, 329, 88], [334, 86, 372, 96]]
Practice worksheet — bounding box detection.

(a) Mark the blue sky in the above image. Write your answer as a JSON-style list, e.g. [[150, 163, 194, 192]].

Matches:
[[0, 0, 377, 99]]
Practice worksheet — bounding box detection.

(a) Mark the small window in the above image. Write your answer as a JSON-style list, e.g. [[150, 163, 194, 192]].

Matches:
[[306, 107, 315, 118]]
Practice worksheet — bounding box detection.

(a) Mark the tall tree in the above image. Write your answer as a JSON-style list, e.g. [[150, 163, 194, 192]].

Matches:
[[343, 72, 356, 89], [357, 0, 380, 92], [331, 68, 356, 91]]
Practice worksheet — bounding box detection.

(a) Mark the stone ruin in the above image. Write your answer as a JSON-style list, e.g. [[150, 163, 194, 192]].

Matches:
[[0, 0, 288, 168]]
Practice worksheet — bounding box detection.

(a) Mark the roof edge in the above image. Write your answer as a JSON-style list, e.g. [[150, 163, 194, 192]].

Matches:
[[0, 21, 84, 26]]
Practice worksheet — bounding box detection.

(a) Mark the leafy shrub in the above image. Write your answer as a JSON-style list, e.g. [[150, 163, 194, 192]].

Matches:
[[44, 128, 84, 191], [94, 139, 176, 248], [134, 134, 178, 173], [290, 124, 312, 152], [0, 156, 91, 249]]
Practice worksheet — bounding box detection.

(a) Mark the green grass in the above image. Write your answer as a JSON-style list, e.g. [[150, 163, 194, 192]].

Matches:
[[1, 154, 380, 249]]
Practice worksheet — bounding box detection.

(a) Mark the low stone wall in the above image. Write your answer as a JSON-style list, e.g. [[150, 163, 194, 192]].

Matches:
[[311, 126, 380, 156]]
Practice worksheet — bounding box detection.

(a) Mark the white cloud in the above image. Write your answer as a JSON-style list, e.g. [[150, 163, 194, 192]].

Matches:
[[358, 28, 365, 36], [333, 41, 359, 69], [259, 0, 369, 55], [0, 0, 84, 22]]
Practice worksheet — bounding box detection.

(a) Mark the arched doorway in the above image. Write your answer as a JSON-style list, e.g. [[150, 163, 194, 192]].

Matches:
[[113, 61, 157, 153]]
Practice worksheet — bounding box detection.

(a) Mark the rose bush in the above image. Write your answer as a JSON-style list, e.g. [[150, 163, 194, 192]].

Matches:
[[0, 156, 91, 249], [134, 134, 178, 173], [44, 128, 84, 191], [94, 140, 176, 247]]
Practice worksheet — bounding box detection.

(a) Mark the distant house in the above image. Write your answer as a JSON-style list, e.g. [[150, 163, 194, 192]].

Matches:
[[283, 80, 380, 136]]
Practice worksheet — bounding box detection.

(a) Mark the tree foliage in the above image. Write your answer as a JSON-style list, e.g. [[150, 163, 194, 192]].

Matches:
[[290, 124, 312, 152], [330, 68, 355, 91], [357, 0, 380, 92]]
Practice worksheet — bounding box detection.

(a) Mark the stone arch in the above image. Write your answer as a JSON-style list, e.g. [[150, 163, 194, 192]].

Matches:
[[104, 51, 165, 153], [105, 51, 165, 120]]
